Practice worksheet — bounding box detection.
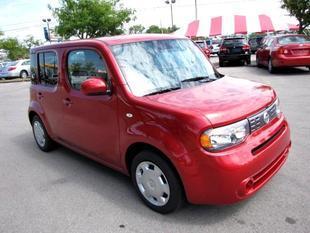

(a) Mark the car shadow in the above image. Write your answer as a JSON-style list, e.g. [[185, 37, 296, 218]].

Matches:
[[253, 66, 309, 76], [12, 132, 252, 224]]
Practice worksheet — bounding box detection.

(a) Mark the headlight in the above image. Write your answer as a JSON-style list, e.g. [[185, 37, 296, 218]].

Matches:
[[275, 98, 281, 116], [200, 119, 250, 151]]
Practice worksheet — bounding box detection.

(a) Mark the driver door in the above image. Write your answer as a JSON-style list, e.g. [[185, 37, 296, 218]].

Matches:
[[60, 48, 120, 166]]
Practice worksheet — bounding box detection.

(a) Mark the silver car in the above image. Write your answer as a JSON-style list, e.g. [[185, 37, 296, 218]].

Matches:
[[0, 59, 31, 79]]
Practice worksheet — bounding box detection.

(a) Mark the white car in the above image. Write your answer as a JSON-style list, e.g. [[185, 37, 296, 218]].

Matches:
[[0, 59, 31, 79]]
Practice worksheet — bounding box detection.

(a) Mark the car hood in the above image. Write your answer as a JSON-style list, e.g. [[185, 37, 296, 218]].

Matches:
[[145, 77, 276, 126]]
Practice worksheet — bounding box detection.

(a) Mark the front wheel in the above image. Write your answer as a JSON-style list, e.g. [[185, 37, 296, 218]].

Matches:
[[32, 115, 55, 152], [131, 151, 183, 214]]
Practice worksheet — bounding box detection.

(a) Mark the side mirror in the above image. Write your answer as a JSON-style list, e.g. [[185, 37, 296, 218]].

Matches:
[[81, 77, 108, 96]]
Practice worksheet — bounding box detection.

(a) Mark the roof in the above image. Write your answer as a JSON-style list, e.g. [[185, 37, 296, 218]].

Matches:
[[31, 34, 187, 52], [97, 34, 186, 45]]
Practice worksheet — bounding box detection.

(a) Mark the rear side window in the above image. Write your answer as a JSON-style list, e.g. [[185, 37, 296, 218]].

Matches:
[[22, 60, 30, 66], [38, 52, 58, 86], [278, 36, 310, 45], [67, 49, 108, 90]]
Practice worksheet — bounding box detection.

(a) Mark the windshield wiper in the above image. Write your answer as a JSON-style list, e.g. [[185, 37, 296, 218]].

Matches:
[[145, 86, 181, 96], [181, 76, 213, 83]]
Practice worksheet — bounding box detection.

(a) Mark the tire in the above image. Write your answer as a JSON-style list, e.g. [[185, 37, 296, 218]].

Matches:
[[131, 151, 183, 214], [268, 58, 276, 73], [219, 59, 224, 67], [256, 56, 262, 68], [32, 115, 55, 152], [246, 57, 251, 65], [20, 70, 28, 79]]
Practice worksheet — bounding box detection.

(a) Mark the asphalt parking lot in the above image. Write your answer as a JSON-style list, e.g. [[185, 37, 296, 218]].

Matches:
[[0, 57, 309, 233]]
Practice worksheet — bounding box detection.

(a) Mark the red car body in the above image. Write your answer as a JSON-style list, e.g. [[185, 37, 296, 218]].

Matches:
[[194, 40, 211, 58], [256, 34, 310, 71], [28, 34, 291, 207]]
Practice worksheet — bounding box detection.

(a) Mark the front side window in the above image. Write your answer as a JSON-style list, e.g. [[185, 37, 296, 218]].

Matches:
[[111, 39, 221, 97], [67, 49, 108, 90], [38, 52, 58, 86]]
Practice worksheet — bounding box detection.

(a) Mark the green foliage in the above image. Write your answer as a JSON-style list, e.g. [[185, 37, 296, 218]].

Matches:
[[23, 35, 42, 50], [146, 25, 179, 34], [50, 0, 135, 39], [281, 0, 310, 34], [0, 37, 28, 60], [129, 24, 145, 34]]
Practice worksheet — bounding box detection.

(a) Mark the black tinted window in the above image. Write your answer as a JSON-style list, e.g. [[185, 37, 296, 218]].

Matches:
[[67, 50, 108, 90], [38, 52, 58, 86], [223, 38, 246, 46]]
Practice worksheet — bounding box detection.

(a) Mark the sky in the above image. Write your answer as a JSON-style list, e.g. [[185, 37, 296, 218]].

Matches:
[[0, 0, 297, 42]]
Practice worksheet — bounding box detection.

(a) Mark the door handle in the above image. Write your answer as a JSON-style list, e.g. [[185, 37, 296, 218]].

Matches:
[[37, 92, 43, 100], [63, 98, 73, 107]]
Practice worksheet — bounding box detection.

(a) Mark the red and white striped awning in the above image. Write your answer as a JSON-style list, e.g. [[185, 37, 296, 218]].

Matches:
[[178, 14, 295, 37]]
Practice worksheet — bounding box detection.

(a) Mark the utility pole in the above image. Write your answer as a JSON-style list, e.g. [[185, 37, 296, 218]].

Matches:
[[165, 0, 176, 28], [195, 0, 198, 20]]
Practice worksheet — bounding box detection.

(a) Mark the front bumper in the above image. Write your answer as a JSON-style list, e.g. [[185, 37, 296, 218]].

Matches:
[[273, 55, 310, 68], [178, 114, 291, 205]]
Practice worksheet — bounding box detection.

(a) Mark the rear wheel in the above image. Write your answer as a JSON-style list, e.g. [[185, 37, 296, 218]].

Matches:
[[20, 70, 28, 79], [246, 57, 251, 65], [268, 58, 276, 73], [219, 59, 224, 67], [131, 151, 183, 214], [32, 115, 55, 152]]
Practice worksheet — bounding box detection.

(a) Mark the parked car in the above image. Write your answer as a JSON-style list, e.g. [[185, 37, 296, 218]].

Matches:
[[194, 40, 211, 58], [219, 37, 251, 67], [29, 34, 291, 213], [248, 35, 266, 54], [209, 39, 222, 55], [0, 59, 31, 79], [256, 34, 310, 73]]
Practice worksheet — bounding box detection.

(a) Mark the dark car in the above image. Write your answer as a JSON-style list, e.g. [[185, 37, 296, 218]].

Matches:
[[249, 36, 265, 54], [256, 34, 310, 73], [219, 37, 251, 67]]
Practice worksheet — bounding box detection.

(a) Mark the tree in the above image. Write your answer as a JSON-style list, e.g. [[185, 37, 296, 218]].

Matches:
[[129, 24, 145, 34], [23, 35, 42, 50], [146, 25, 179, 34], [146, 25, 163, 34], [0, 38, 28, 60], [49, 0, 135, 39], [281, 0, 310, 34]]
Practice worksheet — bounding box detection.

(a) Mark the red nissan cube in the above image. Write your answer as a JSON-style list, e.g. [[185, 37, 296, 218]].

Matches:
[[29, 34, 291, 213]]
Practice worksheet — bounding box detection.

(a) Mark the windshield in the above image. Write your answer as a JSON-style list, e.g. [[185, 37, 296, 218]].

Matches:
[[111, 39, 220, 96], [278, 36, 310, 45]]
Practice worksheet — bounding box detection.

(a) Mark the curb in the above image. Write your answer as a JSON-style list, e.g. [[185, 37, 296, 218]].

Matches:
[[0, 78, 30, 84]]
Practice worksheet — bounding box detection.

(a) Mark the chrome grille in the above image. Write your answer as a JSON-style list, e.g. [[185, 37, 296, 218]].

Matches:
[[248, 101, 278, 132]]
